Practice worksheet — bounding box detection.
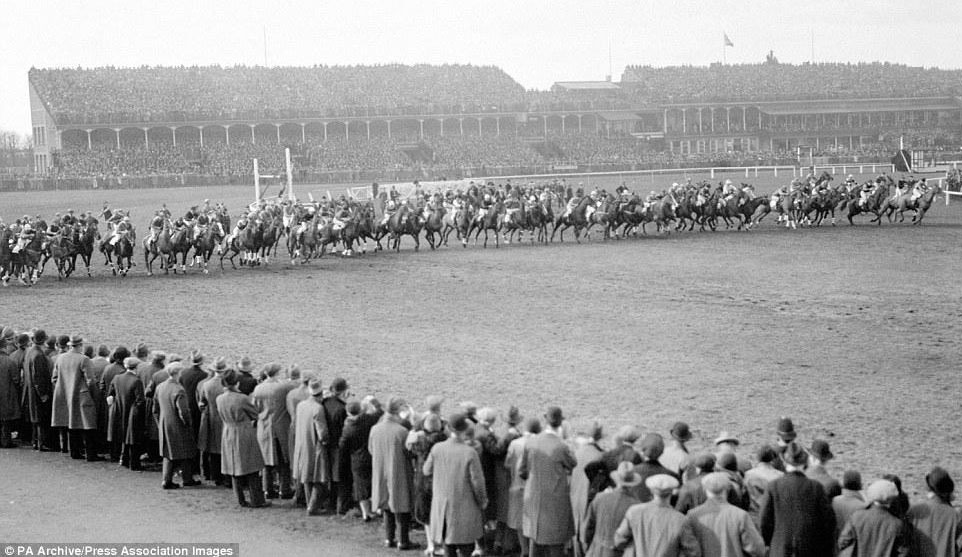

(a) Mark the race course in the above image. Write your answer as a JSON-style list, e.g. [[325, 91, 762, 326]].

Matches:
[[1, 179, 961, 552]]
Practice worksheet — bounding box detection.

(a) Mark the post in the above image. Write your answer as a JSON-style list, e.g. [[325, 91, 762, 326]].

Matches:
[[286, 148, 294, 202], [253, 158, 261, 202]]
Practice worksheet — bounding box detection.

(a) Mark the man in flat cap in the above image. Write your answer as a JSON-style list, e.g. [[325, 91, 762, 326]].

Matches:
[[686, 472, 765, 557], [614, 474, 699, 556], [838, 479, 909, 556], [520, 406, 576, 557], [759, 442, 835, 557], [905, 467, 962, 556]]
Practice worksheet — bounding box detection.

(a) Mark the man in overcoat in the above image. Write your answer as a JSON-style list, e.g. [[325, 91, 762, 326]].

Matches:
[[370, 396, 419, 550], [51, 334, 102, 461], [581, 461, 642, 557], [423, 413, 488, 557], [759, 442, 836, 557], [197, 357, 228, 485], [323, 377, 350, 513], [905, 467, 962, 556], [179, 351, 208, 477], [22, 329, 54, 451], [0, 333, 21, 448], [252, 363, 294, 499], [293, 378, 331, 515], [106, 356, 146, 470], [216, 370, 269, 508], [285, 368, 312, 505], [520, 406, 576, 557], [152, 362, 200, 488]]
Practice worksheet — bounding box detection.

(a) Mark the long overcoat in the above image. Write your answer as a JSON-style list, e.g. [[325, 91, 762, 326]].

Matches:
[[759, 470, 836, 557], [179, 364, 207, 441], [520, 431, 577, 545], [152, 377, 197, 460], [196, 375, 226, 454], [106, 371, 145, 445], [424, 437, 488, 546], [252, 378, 293, 466], [216, 389, 264, 476], [369, 415, 414, 513], [51, 351, 97, 430], [0, 353, 21, 421], [285, 384, 310, 467], [291, 395, 329, 483], [21, 345, 52, 424]]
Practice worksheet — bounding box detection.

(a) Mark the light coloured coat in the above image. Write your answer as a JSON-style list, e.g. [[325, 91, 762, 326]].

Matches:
[[369, 415, 414, 513], [216, 389, 264, 476], [152, 377, 197, 460], [520, 430, 577, 545], [252, 378, 293, 465], [51, 351, 97, 430], [424, 436, 488, 545], [291, 395, 330, 483], [196, 375, 226, 453]]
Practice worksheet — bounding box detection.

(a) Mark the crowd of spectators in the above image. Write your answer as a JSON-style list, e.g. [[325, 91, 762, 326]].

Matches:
[[426, 136, 544, 169], [621, 61, 962, 104], [30, 65, 527, 125]]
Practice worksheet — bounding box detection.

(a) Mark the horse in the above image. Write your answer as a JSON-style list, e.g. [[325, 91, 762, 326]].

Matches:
[[192, 222, 224, 274], [69, 222, 100, 278], [46, 232, 77, 280], [288, 218, 320, 264], [4, 233, 43, 286], [640, 194, 678, 235], [441, 204, 473, 247], [383, 204, 422, 252], [550, 196, 593, 243], [525, 202, 550, 244], [258, 216, 283, 263], [468, 201, 502, 249], [843, 180, 890, 225], [421, 206, 446, 250], [583, 197, 617, 241], [893, 182, 942, 225], [111, 233, 135, 276], [221, 220, 264, 269], [144, 225, 171, 275], [0, 228, 13, 285], [500, 204, 528, 245], [741, 197, 771, 229]]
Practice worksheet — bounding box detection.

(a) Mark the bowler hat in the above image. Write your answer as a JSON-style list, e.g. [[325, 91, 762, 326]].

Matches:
[[670, 421, 692, 441], [777, 417, 797, 441], [842, 470, 863, 491], [926, 466, 955, 496], [330, 377, 348, 393], [714, 431, 739, 446], [506, 405, 523, 426], [639, 433, 665, 460], [448, 413, 470, 433], [810, 439, 834, 461], [31, 328, 48, 344], [693, 453, 716, 473], [545, 406, 564, 427]]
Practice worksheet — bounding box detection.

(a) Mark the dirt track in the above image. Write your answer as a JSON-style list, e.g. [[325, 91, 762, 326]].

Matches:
[[1, 182, 961, 551]]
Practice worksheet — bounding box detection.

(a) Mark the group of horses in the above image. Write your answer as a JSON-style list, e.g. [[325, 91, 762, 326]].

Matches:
[[0, 174, 947, 286]]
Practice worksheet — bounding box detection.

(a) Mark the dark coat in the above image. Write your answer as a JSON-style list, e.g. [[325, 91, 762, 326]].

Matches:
[[322, 395, 347, 481], [0, 353, 21, 421], [21, 345, 52, 425], [340, 411, 381, 501], [196, 375, 226, 453], [631, 460, 681, 504], [838, 505, 909, 557], [107, 371, 145, 445], [582, 488, 641, 557], [584, 444, 643, 501], [236, 370, 256, 396], [179, 364, 207, 439], [905, 497, 962, 557], [759, 470, 836, 557], [520, 431, 577, 545], [152, 377, 197, 460]]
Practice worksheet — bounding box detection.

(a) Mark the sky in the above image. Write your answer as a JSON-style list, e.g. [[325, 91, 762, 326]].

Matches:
[[2, 0, 961, 135]]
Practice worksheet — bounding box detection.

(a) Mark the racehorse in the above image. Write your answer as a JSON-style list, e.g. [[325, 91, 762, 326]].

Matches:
[[468, 201, 502, 249], [45, 232, 77, 280], [421, 206, 446, 250], [842, 180, 890, 225], [377, 204, 422, 252], [3, 233, 43, 286], [110, 233, 135, 276], [525, 202, 550, 244], [583, 197, 617, 241], [441, 203, 473, 247], [640, 194, 678, 235], [221, 219, 264, 269], [192, 222, 224, 274], [288, 218, 320, 264], [550, 196, 593, 243], [891, 182, 942, 225], [71, 222, 100, 277]]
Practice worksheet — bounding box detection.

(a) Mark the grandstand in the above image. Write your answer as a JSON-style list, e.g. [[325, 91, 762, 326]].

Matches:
[[25, 62, 962, 182]]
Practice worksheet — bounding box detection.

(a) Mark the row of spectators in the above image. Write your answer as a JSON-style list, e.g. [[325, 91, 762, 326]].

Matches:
[[31, 62, 962, 126], [621, 61, 962, 103], [51, 133, 906, 178]]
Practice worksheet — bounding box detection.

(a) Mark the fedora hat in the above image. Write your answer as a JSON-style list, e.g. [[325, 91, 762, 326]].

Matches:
[[610, 461, 643, 488], [0, 327, 15, 342], [670, 421, 692, 442], [67, 334, 84, 347], [810, 439, 834, 461], [207, 356, 229, 374], [308, 379, 324, 397], [777, 417, 797, 441], [714, 431, 739, 446], [30, 328, 48, 344], [190, 351, 205, 365], [237, 356, 254, 373], [506, 405, 523, 426]]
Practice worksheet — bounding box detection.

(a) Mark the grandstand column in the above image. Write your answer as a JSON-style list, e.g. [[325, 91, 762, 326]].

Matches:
[[561, 116, 565, 134], [459, 118, 464, 136], [418, 119, 424, 139], [249, 125, 255, 145], [663, 109, 668, 134], [440, 119, 444, 137], [698, 109, 703, 133], [224, 125, 230, 146], [577, 115, 583, 133], [542, 117, 546, 137], [275, 124, 280, 143], [170, 127, 177, 147], [85, 130, 92, 150], [114, 129, 121, 149], [323, 122, 328, 142], [710, 108, 715, 133], [758, 108, 762, 129], [300, 123, 306, 143], [345, 122, 349, 141], [386, 120, 392, 139], [366, 121, 370, 140], [681, 109, 686, 134], [742, 108, 746, 130], [496, 118, 500, 136], [143, 128, 149, 149], [726, 108, 731, 132]]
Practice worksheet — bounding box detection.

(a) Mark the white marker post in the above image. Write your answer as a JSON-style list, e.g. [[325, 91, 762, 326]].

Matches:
[[253, 158, 261, 202], [285, 148, 294, 202]]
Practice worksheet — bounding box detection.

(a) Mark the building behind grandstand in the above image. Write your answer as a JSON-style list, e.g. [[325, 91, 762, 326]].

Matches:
[[26, 61, 962, 179]]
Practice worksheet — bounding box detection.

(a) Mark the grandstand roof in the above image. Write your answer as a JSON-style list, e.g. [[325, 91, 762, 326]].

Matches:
[[757, 97, 961, 115], [552, 81, 621, 91], [597, 111, 643, 122]]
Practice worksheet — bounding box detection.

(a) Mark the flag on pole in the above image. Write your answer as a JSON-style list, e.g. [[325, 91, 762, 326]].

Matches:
[[724, 32, 734, 47]]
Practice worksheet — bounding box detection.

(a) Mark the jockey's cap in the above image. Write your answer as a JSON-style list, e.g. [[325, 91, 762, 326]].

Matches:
[[672, 183, 679, 188], [23, 224, 33, 232]]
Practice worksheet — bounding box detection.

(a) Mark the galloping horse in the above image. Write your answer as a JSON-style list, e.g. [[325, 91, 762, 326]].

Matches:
[[468, 201, 502, 249], [3, 233, 43, 286], [892, 182, 942, 225], [421, 206, 446, 250], [441, 203, 473, 247], [583, 197, 617, 241], [71, 222, 100, 277], [192, 222, 224, 274], [221, 220, 264, 269], [46, 232, 77, 280], [377, 204, 422, 252], [843, 179, 890, 225], [110, 233, 135, 276], [550, 196, 593, 243]]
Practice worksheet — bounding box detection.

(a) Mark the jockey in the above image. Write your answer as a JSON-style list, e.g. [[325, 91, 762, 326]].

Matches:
[[504, 192, 522, 224], [643, 190, 660, 210], [295, 212, 314, 241], [44, 222, 61, 244], [770, 185, 789, 207], [910, 178, 928, 202], [62, 209, 77, 227], [100, 201, 112, 223], [563, 188, 584, 218], [741, 184, 756, 201], [12, 224, 36, 253], [696, 184, 711, 207], [145, 213, 164, 248], [110, 217, 133, 246], [380, 197, 398, 227], [226, 212, 247, 246], [721, 179, 739, 205], [478, 192, 494, 220], [194, 212, 210, 240], [844, 174, 858, 189], [202, 198, 212, 214], [332, 204, 350, 232], [859, 181, 878, 208]]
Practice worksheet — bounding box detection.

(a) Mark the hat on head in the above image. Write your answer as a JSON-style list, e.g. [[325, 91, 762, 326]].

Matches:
[[670, 421, 692, 441], [639, 433, 665, 460], [330, 377, 348, 393], [308, 379, 324, 397], [15, 333, 29, 348], [714, 431, 739, 446], [756, 444, 778, 464], [545, 406, 564, 427], [701, 472, 731, 494], [0, 327, 15, 342], [645, 474, 679, 496], [190, 351, 204, 365], [425, 395, 444, 413], [810, 439, 834, 461], [610, 461, 643, 488], [926, 467, 955, 497], [506, 405, 523, 426], [777, 417, 797, 441], [207, 356, 229, 374], [448, 413, 470, 433], [67, 334, 84, 347], [842, 470, 863, 491], [616, 425, 642, 445], [123, 357, 141, 370], [346, 401, 362, 416], [237, 356, 253, 372], [387, 396, 407, 416], [150, 351, 166, 364], [866, 480, 899, 505], [693, 453, 717, 474], [782, 442, 809, 468], [31, 328, 48, 344], [716, 452, 738, 472]]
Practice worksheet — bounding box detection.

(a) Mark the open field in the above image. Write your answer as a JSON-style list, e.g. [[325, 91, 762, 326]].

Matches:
[[1, 176, 961, 553]]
